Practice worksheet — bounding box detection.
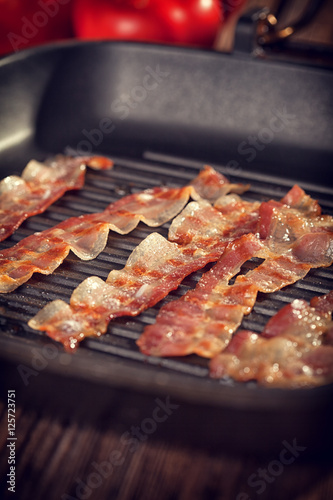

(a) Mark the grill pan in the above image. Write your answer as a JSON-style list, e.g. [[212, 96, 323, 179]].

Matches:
[[0, 40, 333, 456]]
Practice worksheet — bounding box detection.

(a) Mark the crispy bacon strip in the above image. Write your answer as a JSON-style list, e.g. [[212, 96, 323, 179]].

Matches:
[[138, 187, 333, 358], [0, 155, 113, 242], [210, 291, 333, 387], [0, 166, 248, 293], [137, 234, 263, 357], [28, 195, 258, 350]]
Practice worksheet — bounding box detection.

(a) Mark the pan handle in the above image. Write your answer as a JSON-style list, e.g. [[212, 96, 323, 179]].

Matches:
[[256, 0, 326, 45]]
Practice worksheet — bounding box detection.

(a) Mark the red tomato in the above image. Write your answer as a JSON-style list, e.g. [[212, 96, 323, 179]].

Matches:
[[0, 0, 73, 56], [152, 0, 223, 46], [73, 0, 224, 47], [73, 0, 169, 43]]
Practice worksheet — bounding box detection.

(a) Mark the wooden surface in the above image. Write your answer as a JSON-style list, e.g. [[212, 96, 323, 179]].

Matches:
[[0, 392, 333, 500]]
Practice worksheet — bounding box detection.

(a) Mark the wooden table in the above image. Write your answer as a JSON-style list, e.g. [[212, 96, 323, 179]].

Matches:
[[1, 376, 333, 500]]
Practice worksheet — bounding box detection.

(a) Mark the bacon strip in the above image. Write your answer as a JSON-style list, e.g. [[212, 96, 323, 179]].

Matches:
[[137, 187, 333, 358], [137, 234, 263, 357], [0, 155, 113, 242], [0, 166, 247, 293], [209, 291, 333, 387], [28, 195, 258, 351]]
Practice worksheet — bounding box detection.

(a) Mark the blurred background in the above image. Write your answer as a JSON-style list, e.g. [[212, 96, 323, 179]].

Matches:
[[0, 0, 332, 57]]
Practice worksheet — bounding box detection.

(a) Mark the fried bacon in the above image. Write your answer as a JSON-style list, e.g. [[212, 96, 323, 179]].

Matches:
[[26, 174, 333, 391], [137, 234, 263, 357], [209, 291, 333, 387], [0, 155, 113, 242], [0, 165, 247, 293], [28, 196, 258, 351], [137, 187, 333, 358]]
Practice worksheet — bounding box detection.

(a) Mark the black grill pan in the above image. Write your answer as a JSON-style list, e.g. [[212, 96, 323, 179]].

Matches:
[[0, 41, 333, 456]]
